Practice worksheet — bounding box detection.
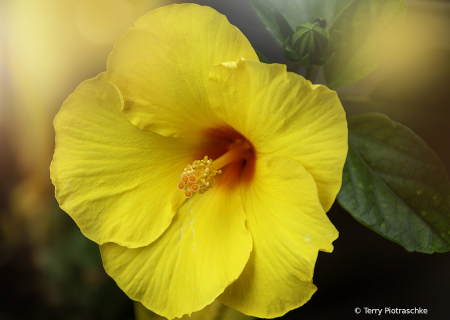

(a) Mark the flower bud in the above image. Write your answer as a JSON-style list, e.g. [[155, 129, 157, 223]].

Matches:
[[291, 21, 329, 67]]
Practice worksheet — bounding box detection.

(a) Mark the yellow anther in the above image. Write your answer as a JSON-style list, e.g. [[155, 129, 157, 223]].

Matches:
[[177, 156, 221, 198], [177, 140, 252, 198]]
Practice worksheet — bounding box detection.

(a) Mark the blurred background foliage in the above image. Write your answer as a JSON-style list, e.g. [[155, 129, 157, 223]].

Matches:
[[0, 0, 449, 319]]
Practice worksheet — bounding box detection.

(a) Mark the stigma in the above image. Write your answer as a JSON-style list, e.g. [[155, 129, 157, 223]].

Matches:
[[177, 156, 222, 198]]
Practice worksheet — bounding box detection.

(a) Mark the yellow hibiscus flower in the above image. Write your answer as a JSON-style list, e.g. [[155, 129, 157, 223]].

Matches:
[[50, 3, 347, 319]]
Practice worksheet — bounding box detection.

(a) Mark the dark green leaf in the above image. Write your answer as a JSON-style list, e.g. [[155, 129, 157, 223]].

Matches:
[[338, 113, 450, 253], [273, 8, 295, 39], [272, 0, 337, 32], [250, 0, 292, 45], [307, 0, 338, 29], [324, 0, 407, 88], [255, 49, 270, 63], [251, 0, 342, 63], [250, 0, 297, 56], [316, 51, 334, 66], [333, 0, 356, 20], [282, 37, 300, 61], [251, 0, 339, 37], [260, 0, 311, 33]]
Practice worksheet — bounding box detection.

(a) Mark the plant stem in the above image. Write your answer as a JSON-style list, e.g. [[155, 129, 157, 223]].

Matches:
[[286, 60, 300, 73], [305, 65, 319, 83]]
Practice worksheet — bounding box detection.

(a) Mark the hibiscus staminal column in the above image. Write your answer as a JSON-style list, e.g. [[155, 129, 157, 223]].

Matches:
[[178, 139, 252, 198]]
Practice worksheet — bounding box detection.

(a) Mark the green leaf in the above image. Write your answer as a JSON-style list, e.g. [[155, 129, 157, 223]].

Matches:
[[306, 0, 338, 29], [251, 0, 341, 63], [273, 7, 295, 39], [251, 0, 339, 39], [250, 0, 292, 45], [255, 49, 270, 63], [271, 0, 337, 32], [250, 0, 297, 56], [323, 0, 407, 88], [333, 0, 356, 20], [338, 113, 450, 253]]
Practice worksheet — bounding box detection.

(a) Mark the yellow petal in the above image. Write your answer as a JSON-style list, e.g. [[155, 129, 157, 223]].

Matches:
[[51, 73, 225, 248], [134, 299, 253, 320], [218, 155, 338, 318], [100, 163, 252, 319], [208, 59, 348, 211], [107, 4, 258, 138]]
